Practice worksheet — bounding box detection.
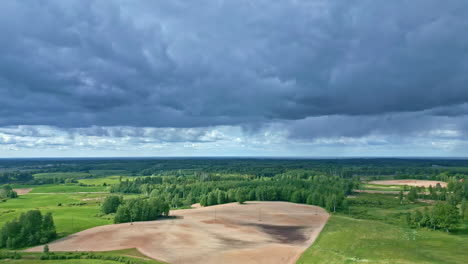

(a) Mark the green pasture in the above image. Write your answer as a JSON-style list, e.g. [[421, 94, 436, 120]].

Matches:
[[297, 215, 468, 264], [0, 193, 111, 237], [12, 184, 109, 193], [78, 176, 135, 186], [362, 183, 406, 191]]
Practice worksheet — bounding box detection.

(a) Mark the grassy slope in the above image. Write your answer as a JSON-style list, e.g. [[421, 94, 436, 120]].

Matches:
[[298, 215, 467, 264], [0, 193, 112, 237]]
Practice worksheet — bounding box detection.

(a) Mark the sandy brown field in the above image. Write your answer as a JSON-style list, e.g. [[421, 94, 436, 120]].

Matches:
[[369, 179, 447, 188], [13, 188, 33, 195], [27, 201, 329, 264]]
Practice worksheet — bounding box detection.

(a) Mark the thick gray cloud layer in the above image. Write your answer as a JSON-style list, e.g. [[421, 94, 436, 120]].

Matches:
[[1, 0, 468, 156], [1, 0, 467, 127]]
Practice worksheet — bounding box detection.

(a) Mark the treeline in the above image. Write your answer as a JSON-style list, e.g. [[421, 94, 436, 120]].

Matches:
[[0, 171, 78, 185], [0, 171, 33, 184], [400, 178, 468, 206], [406, 203, 461, 232], [110, 172, 356, 213], [110, 176, 163, 193], [0, 210, 56, 249], [100, 196, 170, 224], [0, 185, 17, 199], [3, 159, 468, 184]]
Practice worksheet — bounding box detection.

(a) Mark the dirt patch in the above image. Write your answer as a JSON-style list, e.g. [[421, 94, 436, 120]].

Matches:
[[26, 201, 329, 264], [13, 188, 33, 195], [81, 197, 105, 201], [248, 223, 307, 244], [369, 179, 447, 188]]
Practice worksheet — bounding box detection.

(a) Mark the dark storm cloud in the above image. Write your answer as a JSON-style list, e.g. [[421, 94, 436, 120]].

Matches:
[[0, 0, 467, 130]]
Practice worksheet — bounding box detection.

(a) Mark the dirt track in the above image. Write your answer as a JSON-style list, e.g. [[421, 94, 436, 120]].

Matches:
[[13, 188, 33, 195], [369, 179, 447, 188], [27, 201, 329, 264]]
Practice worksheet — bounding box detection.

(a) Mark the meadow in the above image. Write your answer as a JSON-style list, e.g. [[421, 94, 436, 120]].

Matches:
[[297, 215, 467, 264], [11, 184, 108, 193], [361, 183, 406, 191], [78, 175, 135, 186], [0, 193, 112, 237]]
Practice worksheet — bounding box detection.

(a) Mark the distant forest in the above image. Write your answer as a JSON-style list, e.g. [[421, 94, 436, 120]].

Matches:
[[2, 158, 468, 181]]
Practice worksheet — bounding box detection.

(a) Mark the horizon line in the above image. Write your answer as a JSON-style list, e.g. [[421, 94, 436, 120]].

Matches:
[[0, 156, 467, 160]]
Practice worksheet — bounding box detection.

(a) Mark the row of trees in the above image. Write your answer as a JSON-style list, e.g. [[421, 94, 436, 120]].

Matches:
[[100, 196, 170, 224], [0, 172, 33, 184], [101, 196, 123, 214], [0, 210, 56, 249], [198, 187, 348, 212], [406, 203, 461, 232], [110, 173, 356, 213], [398, 178, 468, 205]]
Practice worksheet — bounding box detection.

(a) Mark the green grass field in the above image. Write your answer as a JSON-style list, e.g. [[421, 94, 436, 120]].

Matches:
[[362, 183, 406, 191], [0, 193, 112, 237], [78, 175, 135, 186], [297, 215, 468, 264], [12, 184, 109, 193]]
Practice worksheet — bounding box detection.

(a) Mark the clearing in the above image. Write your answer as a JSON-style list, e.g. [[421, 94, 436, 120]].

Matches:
[[27, 201, 329, 264], [368, 179, 447, 188], [12, 188, 33, 195]]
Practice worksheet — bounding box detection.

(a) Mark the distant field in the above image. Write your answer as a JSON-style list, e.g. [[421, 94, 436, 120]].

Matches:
[[369, 179, 447, 188], [362, 183, 406, 191], [0, 193, 112, 237], [297, 215, 468, 264], [78, 175, 135, 185], [11, 184, 109, 193], [89, 170, 130, 177]]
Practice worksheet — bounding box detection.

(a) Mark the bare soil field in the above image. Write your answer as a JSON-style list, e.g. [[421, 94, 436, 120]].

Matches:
[[368, 179, 447, 188], [27, 201, 329, 264], [13, 188, 33, 195]]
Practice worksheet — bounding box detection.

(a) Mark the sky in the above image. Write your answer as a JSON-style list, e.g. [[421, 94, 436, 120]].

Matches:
[[1, 0, 468, 158]]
